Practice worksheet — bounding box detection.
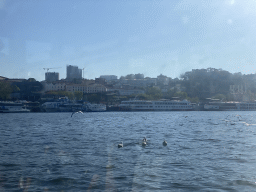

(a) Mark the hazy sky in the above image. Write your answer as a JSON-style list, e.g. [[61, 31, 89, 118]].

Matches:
[[1, 0, 256, 81]]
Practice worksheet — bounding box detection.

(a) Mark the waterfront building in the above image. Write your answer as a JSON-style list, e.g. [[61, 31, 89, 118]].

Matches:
[[42, 82, 66, 92], [66, 83, 107, 93]]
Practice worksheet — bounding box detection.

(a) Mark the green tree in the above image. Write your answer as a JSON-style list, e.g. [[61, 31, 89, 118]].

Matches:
[[46, 91, 75, 100], [173, 91, 188, 100], [13, 79, 43, 101], [74, 91, 83, 101], [145, 87, 162, 100], [164, 88, 177, 100], [0, 81, 12, 100], [87, 93, 101, 103], [180, 68, 233, 100], [187, 97, 199, 103], [11, 85, 20, 92], [136, 93, 151, 100]]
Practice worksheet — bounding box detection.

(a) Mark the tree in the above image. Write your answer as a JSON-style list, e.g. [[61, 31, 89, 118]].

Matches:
[[0, 81, 12, 100], [74, 91, 83, 101], [13, 79, 43, 101], [87, 93, 101, 103], [145, 87, 163, 100], [46, 91, 75, 100], [173, 92, 188, 100], [164, 88, 176, 100], [187, 97, 199, 103], [11, 85, 20, 92], [136, 93, 151, 100], [180, 68, 233, 100]]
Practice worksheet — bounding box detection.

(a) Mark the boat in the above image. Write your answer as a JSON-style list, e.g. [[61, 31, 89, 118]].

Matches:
[[41, 97, 85, 112], [59, 103, 85, 112], [0, 101, 30, 113], [41, 97, 106, 112], [119, 99, 193, 111], [238, 102, 256, 111], [204, 101, 256, 111], [85, 103, 106, 112], [204, 104, 220, 111], [41, 101, 62, 112]]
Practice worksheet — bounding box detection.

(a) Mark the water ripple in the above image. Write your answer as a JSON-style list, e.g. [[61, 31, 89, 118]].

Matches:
[[1, 112, 256, 191]]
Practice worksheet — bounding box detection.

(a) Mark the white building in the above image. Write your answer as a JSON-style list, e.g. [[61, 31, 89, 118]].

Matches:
[[42, 82, 107, 94], [43, 82, 66, 92], [99, 75, 118, 81], [66, 84, 107, 93], [119, 79, 157, 88]]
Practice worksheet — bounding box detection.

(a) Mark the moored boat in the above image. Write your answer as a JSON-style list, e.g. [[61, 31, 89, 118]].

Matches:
[[119, 99, 193, 111], [0, 101, 30, 113], [204, 101, 256, 111], [85, 103, 106, 112]]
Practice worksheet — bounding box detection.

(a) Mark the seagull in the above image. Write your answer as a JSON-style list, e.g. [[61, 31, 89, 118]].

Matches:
[[71, 111, 83, 117], [142, 141, 147, 147], [163, 140, 167, 146], [118, 141, 123, 148]]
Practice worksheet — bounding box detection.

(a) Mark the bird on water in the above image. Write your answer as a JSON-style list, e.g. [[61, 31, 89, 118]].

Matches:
[[71, 111, 83, 117], [118, 141, 123, 148], [163, 140, 167, 146], [142, 137, 147, 146]]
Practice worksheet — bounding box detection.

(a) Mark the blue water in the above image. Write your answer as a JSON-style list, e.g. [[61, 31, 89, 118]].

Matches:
[[1, 111, 256, 191]]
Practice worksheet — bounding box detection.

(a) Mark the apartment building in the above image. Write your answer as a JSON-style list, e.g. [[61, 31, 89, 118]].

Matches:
[[66, 84, 107, 93]]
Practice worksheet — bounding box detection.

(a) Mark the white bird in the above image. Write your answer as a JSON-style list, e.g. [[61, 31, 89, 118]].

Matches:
[[163, 140, 167, 146], [118, 141, 123, 148], [142, 141, 147, 146], [71, 111, 83, 117]]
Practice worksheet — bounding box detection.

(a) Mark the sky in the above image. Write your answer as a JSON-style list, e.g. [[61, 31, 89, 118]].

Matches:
[[1, 0, 256, 81]]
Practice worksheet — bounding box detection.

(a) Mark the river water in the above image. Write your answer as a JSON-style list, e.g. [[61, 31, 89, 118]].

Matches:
[[1, 111, 256, 191]]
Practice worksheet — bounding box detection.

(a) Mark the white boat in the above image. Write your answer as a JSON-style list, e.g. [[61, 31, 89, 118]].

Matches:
[[41, 101, 62, 112], [0, 101, 30, 113], [204, 104, 220, 110], [119, 99, 193, 111], [86, 103, 106, 112], [41, 98, 85, 112], [204, 101, 256, 111]]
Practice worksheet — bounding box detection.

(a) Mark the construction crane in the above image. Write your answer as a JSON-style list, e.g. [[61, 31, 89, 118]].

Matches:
[[43, 67, 61, 72]]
